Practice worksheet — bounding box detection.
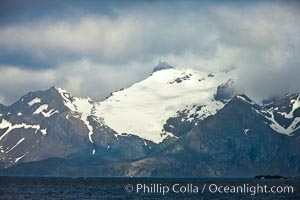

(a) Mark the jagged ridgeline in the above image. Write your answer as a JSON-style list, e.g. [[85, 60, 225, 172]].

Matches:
[[0, 62, 299, 177]]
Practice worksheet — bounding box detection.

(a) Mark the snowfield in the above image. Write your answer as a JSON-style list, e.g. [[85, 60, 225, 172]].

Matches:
[[94, 68, 234, 143]]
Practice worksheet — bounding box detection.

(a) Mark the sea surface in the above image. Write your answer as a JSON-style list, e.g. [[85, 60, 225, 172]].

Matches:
[[0, 177, 299, 199]]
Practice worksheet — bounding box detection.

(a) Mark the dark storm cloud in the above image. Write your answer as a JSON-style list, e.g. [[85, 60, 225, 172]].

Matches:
[[0, 0, 299, 104]]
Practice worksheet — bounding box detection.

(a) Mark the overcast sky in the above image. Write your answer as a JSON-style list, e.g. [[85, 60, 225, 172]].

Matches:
[[0, 0, 299, 105]]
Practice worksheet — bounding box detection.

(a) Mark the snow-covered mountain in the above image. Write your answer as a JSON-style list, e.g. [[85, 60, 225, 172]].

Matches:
[[93, 64, 236, 143], [0, 62, 300, 176], [31, 62, 237, 144], [53, 62, 300, 143], [0, 85, 158, 167]]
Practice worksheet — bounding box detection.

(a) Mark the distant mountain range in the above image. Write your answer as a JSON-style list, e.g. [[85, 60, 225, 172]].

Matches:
[[0, 62, 299, 177]]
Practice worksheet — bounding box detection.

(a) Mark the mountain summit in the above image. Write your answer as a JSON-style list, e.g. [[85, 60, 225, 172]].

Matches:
[[152, 61, 174, 73]]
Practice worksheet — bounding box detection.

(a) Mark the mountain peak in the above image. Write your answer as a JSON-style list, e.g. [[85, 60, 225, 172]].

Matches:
[[152, 61, 174, 73], [51, 86, 69, 94]]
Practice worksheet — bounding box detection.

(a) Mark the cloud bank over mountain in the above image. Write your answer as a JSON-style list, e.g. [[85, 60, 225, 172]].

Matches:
[[0, 0, 299, 104]]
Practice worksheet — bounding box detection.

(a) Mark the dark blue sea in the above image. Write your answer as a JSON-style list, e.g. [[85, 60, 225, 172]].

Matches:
[[0, 177, 299, 199]]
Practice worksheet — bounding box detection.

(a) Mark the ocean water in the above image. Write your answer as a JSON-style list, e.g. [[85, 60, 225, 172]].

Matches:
[[0, 177, 299, 200]]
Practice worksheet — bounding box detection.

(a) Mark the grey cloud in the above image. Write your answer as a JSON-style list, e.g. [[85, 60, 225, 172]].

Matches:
[[0, 60, 152, 105], [0, 66, 56, 105], [210, 3, 300, 100], [0, 1, 299, 104], [0, 13, 217, 66], [54, 60, 151, 101]]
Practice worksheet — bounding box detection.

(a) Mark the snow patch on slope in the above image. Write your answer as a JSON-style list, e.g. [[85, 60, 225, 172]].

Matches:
[[0, 119, 44, 141], [251, 103, 299, 136], [244, 129, 250, 135], [234, 95, 298, 136], [237, 95, 255, 105], [15, 152, 29, 163], [267, 110, 300, 135], [259, 94, 300, 135], [6, 138, 25, 153], [28, 97, 41, 106], [33, 104, 58, 118], [40, 128, 47, 135], [33, 104, 48, 115], [81, 113, 94, 143], [278, 94, 300, 119], [56, 87, 95, 143]]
